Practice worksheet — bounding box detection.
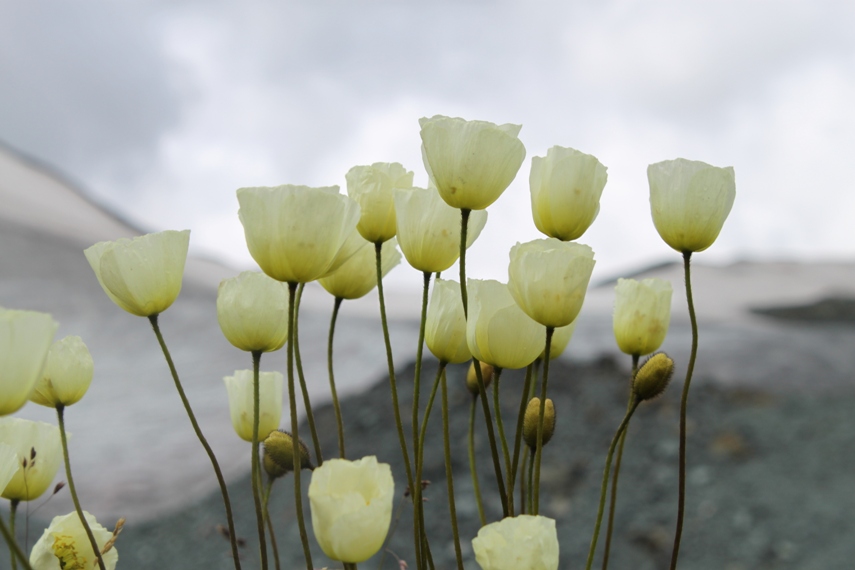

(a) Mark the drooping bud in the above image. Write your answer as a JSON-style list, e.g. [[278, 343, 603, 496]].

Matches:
[[632, 352, 675, 401], [262, 430, 313, 479], [465, 361, 494, 396], [523, 397, 555, 450]]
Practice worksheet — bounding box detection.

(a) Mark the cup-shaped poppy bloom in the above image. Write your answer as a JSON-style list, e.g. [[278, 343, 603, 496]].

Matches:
[[0, 308, 58, 416], [472, 514, 559, 570], [425, 279, 470, 364], [420, 115, 526, 211], [84, 230, 190, 317], [217, 271, 289, 353], [318, 238, 401, 300], [30, 336, 94, 408], [543, 321, 577, 360], [530, 145, 608, 241], [466, 280, 544, 370], [237, 185, 361, 283], [507, 239, 596, 328], [394, 186, 488, 273], [0, 418, 63, 501], [613, 278, 673, 356], [346, 163, 414, 243], [29, 511, 119, 570], [648, 158, 736, 253], [308, 456, 394, 563], [223, 370, 283, 442]]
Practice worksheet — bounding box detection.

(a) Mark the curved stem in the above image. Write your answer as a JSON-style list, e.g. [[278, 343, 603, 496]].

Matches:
[[412, 271, 431, 568], [149, 315, 241, 569], [287, 283, 314, 570], [374, 241, 419, 568], [492, 368, 511, 491], [459, 207, 508, 517], [263, 478, 281, 570], [585, 399, 641, 570], [533, 326, 554, 515], [468, 396, 486, 526], [416, 365, 444, 570], [602, 354, 640, 570], [441, 368, 465, 569], [294, 283, 323, 467], [670, 252, 698, 570], [1, 516, 31, 570], [328, 297, 346, 458], [526, 447, 535, 515], [509, 363, 534, 517], [56, 406, 106, 570], [251, 352, 269, 570]]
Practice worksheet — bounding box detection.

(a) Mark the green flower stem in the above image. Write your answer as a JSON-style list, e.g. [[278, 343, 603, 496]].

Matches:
[[263, 478, 281, 570], [1, 515, 31, 570], [412, 271, 432, 568], [56, 405, 107, 570], [287, 283, 314, 570], [328, 297, 346, 458], [585, 398, 641, 570], [526, 448, 535, 515], [294, 283, 323, 467], [459, 208, 509, 517], [374, 242, 420, 568], [492, 368, 511, 491], [149, 315, 242, 570], [416, 364, 444, 570], [344, 563, 358, 570], [508, 363, 534, 517], [533, 326, 554, 515], [251, 351, 269, 570], [441, 368, 465, 570], [602, 354, 640, 570], [468, 396, 487, 526], [670, 252, 699, 570]]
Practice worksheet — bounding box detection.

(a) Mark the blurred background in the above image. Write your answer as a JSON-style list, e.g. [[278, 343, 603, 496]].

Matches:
[[2, 1, 855, 568]]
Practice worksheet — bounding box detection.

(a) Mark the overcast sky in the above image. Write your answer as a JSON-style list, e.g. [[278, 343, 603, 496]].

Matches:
[[2, 0, 854, 290]]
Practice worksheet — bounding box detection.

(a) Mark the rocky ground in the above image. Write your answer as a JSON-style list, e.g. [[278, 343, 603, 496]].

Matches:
[[6, 345, 854, 570]]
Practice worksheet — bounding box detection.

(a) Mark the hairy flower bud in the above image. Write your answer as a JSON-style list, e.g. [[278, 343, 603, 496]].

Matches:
[[633, 353, 675, 401], [523, 397, 555, 450], [263, 430, 313, 478], [465, 361, 494, 396]]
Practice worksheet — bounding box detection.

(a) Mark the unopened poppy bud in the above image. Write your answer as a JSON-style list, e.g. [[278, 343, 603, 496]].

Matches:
[[263, 430, 313, 479], [465, 361, 494, 396], [633, 352, 675, 401], [523, 397, 555, 450]]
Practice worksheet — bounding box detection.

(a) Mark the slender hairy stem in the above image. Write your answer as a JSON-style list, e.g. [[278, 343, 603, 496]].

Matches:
[[468, 396, 486, 526], [526, 448, 535, 515], [294, 283, 323, 467], [670, 252, 698, 570], [0, 516, 31, 570], [492, 368, 511, 490], [602, 354, 640, 570], [459, 207, 508, 516], [287, 283, 313, 570], [441, 368, 465, 569], [374, 242, 420, 567], [344, 563, 358, 570], [263, 478, 281, 570], [328, 296, 346, 458], [533, 326, 554, 515], [149, 315, 241, 569], [10, 500, 18, 570], [585, 399, 641, 570], [509, 363, 534, 517], [251, 351, 269, 570], [519, 446, 528, 515], [56, 406, 107, 570], [412, 271, 432, 568], [416, 365, 444, 570]]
